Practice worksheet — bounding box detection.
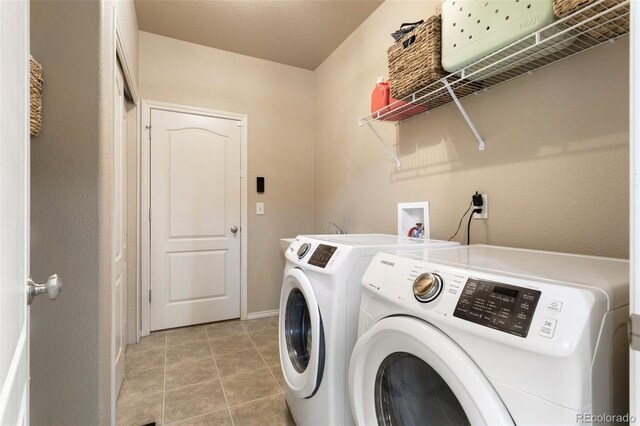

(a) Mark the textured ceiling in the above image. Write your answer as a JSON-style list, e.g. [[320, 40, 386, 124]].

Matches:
[[134, 0, 384, 70]]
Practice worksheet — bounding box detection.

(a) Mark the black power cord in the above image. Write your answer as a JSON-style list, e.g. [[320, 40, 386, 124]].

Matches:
[[448, 202, 472, 241], [466, 208, 483, 245]]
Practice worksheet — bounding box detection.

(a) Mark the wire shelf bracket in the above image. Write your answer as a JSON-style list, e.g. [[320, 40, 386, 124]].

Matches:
[[443, 78, 485, 151], [365, 121, 401, 168]]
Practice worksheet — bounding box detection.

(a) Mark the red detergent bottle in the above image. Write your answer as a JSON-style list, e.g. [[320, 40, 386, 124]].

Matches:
[[370, 77, 390, 118]]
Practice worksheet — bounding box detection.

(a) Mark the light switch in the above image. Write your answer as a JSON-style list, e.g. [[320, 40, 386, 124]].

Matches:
[[256, 202, 265, 215]]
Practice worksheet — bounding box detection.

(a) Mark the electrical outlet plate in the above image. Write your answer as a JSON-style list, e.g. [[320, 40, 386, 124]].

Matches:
[[473, 194, 488, 220]]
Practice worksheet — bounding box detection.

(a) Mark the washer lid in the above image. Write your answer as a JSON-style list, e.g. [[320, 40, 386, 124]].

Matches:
[[395, 244, 629, 310]]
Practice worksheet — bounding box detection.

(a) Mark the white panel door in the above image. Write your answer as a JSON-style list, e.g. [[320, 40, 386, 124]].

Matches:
[[0, 0, 30, 424], [150, 110, 241, 330], [113, 66, 127, 398]]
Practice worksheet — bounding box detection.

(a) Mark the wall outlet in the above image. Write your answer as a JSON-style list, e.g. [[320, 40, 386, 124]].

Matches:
[[256, 202, 264, 215], [473, 194, 488, 220]]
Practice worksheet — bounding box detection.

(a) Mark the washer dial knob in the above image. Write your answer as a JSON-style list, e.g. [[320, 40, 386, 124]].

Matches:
[[413, 273, 443, 303], [297, 243, 311, 259]]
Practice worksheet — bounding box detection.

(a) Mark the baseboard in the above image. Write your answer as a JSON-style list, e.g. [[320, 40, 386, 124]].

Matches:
[[246, 309, 279, 320]]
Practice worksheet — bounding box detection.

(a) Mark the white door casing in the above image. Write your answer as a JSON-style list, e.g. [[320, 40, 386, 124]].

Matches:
[[0, 0, 30, 424], [112, 65, 127, 400], [149, 109, 242, 330], [630, 0, 640, 417]]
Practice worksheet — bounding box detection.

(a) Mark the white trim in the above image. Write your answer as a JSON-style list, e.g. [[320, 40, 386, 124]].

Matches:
[[110, 9, 117, 423], [114, 21, 138, 104], [114, 19, 141, 343], [135, 102, 141, 344], [141, 101, 150, 336], [112, 14, 139, 421], [246, 309, 279, 320], [630, 0, 639, 417], [240, 114, 249, 322], [140, 99, 249, 336]]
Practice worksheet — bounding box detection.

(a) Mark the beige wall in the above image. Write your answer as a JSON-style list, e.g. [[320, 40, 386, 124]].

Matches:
[[314, 0, 629, 258], [30, 1, 138, 423], [30, 1, 103, 424], [138, 31, 315, 314]]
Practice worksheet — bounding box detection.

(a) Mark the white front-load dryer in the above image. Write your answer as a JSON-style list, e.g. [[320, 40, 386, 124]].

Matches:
[[349, 245, 629, 426], [279, 234, 459, 426]]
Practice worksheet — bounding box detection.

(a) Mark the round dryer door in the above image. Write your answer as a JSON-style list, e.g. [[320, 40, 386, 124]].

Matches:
[[349, 316, 514, 426], [279, 267, 325, 399]]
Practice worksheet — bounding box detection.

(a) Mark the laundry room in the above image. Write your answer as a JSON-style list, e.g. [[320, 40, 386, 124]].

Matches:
[[7, 0, 634, 425]]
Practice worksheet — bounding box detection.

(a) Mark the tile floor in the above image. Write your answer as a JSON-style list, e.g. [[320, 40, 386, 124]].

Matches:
[[116, 317, 295, 426]]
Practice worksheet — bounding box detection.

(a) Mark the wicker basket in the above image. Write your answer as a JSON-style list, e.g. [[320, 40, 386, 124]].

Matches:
[[30, 56, 43, 136], [388, 16, 447, 100], [553, 0, 629, 40]]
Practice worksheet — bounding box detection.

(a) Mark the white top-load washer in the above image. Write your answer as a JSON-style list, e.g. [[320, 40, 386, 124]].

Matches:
[[279, 234, 459, 426], [349, 245, 629, 426]]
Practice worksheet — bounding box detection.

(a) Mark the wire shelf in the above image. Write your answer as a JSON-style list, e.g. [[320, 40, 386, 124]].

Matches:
[[359, 0, 630, 127]]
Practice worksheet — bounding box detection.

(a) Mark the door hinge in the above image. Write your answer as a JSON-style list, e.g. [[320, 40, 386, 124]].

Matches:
[[629, 314, 640, 351], [149, 208, 152, 222], [237, 121, 244, 128], [149, 289, 152, 303], [240, 170, 244, 178], [145, 125, 152, 141]]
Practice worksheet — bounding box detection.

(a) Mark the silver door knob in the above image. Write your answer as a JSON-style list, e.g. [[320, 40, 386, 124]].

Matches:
[[230, 226, 239, 234], [28, 274, 62, 305]]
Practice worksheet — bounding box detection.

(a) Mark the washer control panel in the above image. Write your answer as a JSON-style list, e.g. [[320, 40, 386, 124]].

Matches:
[[307, 244, 337, 268], [453, 278, 541, 338]]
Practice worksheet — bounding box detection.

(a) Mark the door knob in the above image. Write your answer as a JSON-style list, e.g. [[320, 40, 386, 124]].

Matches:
[[230, 226, 239, 234], [28, 274, 62, 305]]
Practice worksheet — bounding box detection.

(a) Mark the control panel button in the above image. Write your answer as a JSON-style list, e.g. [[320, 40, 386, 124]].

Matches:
[[454, 278, 541, 338], [307, 244, 337, 268], [547, 300, 563, 313], [539, 318, 557, 338], [519, 301, 532, 312], [511, 319, 526, 333]]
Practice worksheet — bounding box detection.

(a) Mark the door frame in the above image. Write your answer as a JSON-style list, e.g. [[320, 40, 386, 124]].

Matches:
[[630, 0, 639, 417], [0, 0, 30, 423], [111, 15, 140, 421], [140, 99, 249, 336]]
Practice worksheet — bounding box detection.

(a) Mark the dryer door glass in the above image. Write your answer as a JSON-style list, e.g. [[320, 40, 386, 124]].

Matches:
[[285, 288, 313, 373], [375, 352, 471, 426]]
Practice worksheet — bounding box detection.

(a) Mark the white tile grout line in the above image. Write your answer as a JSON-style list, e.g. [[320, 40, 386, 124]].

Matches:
[[207, 325, 236, 426], [162, 407, 230, 426], [121, 341, 278, 402], [119, 320, 281, 424], [248, 325, 285, 393], [227, 392, 287, 411]]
